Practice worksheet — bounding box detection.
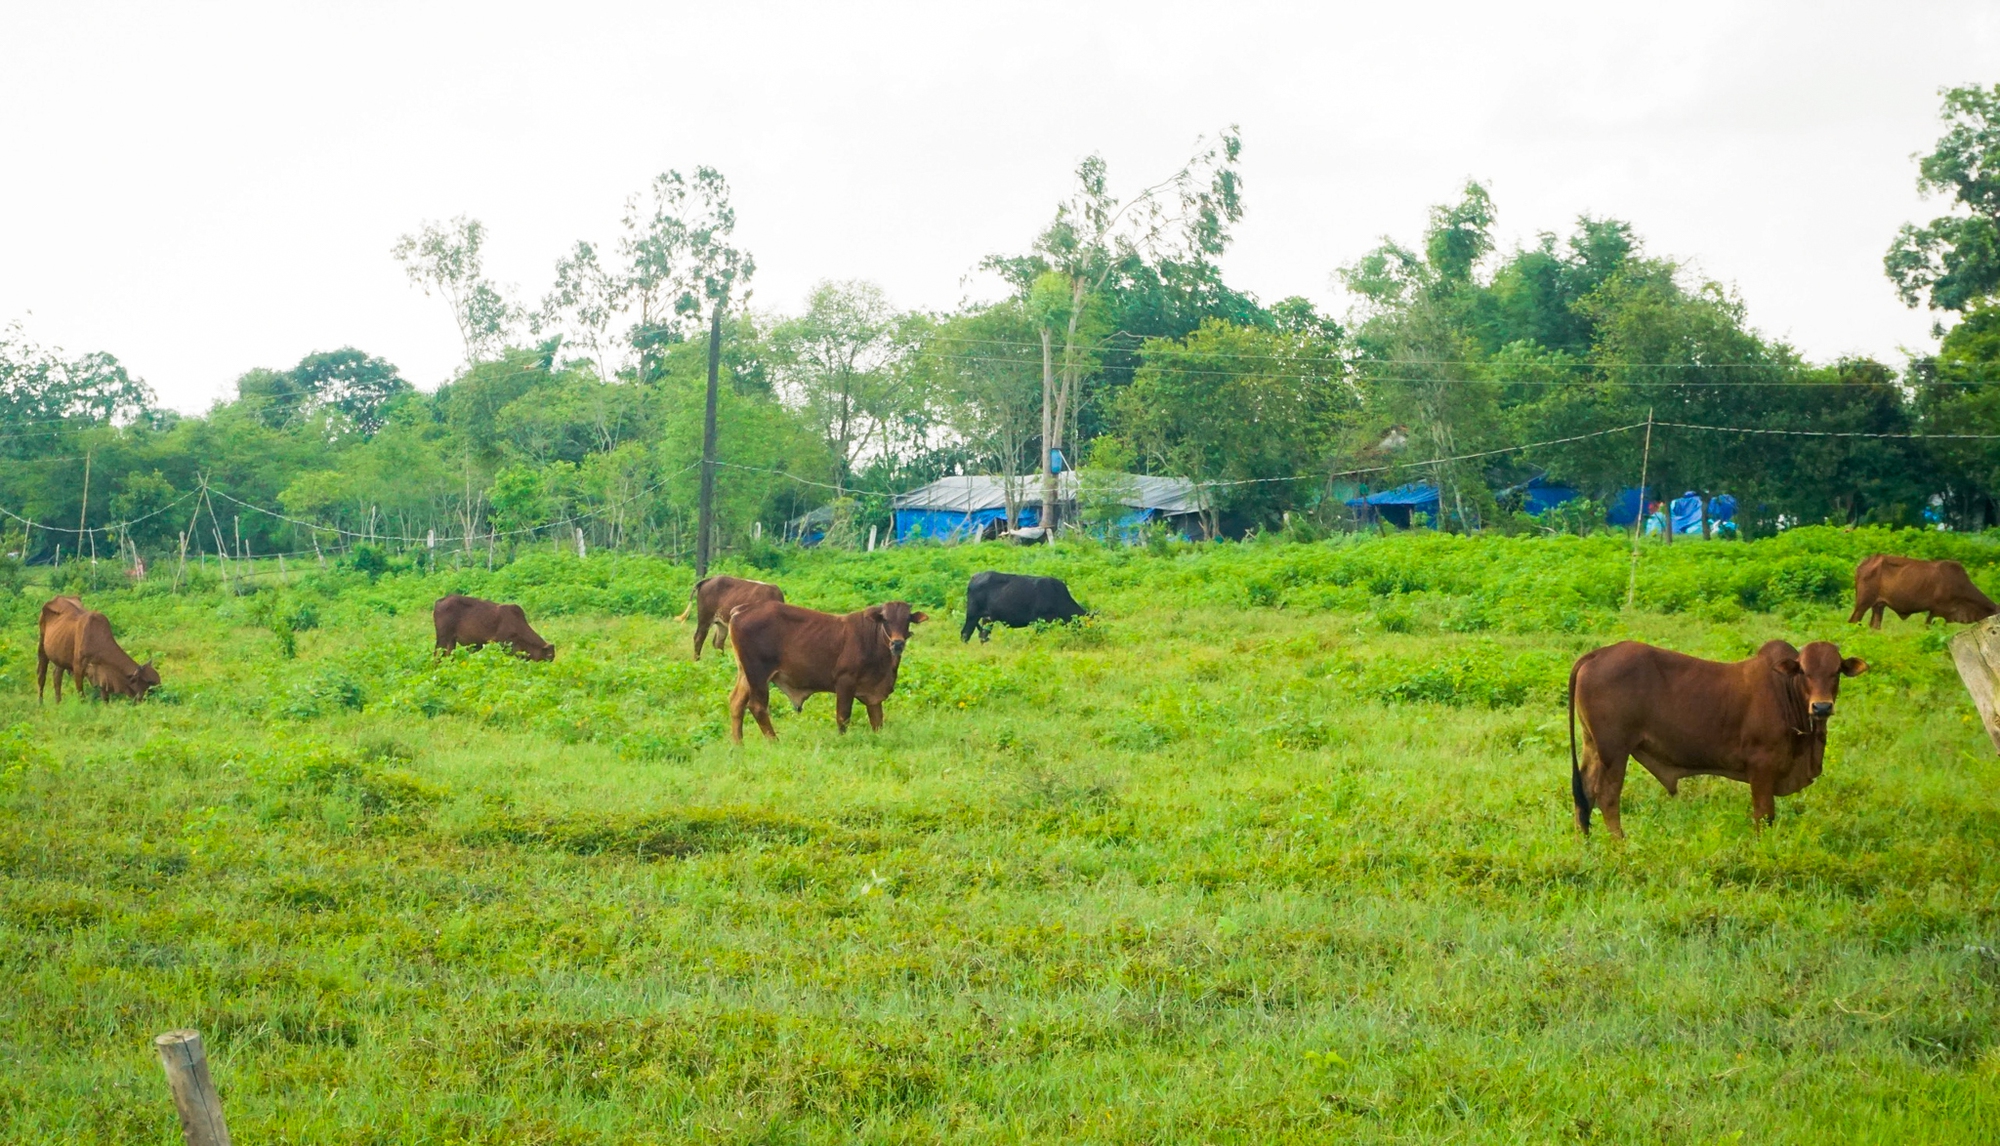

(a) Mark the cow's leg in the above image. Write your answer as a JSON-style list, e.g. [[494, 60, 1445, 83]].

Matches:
[[692, 611, 712, 660], [834, 688, 855, 734], [728, 675, 751, 743], [51, 663, 63, 705], [36, 648, 47, 704], [1870, 603, 1885, 630], [961, 613, 980, 643], [864, 700, 885, 731], [1581, 732, 1631, 840], [978, 621, 993, 643], [1749, 768, 1777, 827], [746, 683, 777, 741]]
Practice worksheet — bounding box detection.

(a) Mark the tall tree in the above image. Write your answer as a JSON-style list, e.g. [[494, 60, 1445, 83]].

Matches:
[[1886, 84, 2000, 316], [919, 300, 1044, 526], [537, 240, 627, 383], [392, 216, 520, 366], [1113, 319, 1352, 532], [987, 128, 1246, 533], [769, 281, 923, 493]]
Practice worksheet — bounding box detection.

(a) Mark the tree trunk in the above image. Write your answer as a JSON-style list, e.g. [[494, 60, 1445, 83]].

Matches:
[[1039, 325, 1058, 532], [696, 299, 723, 576]]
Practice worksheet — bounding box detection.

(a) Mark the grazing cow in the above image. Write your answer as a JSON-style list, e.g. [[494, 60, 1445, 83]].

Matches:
[[1569, 639, 1867, 837], [676, 575, 785, 660], [960, 571, 1087, 642], [1849, 554, 1997, 629], [725, 600, 927, 742], [433, 594, 555, 661], [37, 596, 159, 703]]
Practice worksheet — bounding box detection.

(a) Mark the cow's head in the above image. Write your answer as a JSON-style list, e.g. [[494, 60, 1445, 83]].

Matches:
[[1947, 595, 1999, 624], [868, 601, 928, 656], [526, 641, 556, 662], [1776, 641, 1867, 722], [129, 658, 161, 700]]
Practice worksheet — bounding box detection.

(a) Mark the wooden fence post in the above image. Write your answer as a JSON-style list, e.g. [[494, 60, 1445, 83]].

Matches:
[[1951, 618, 2000, 755], [154, 1029, 232, 1146]]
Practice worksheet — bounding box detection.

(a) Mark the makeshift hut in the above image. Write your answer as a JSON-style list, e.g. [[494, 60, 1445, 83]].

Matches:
[[1346, 483, 1441, 529], [890, 473, 1207, 543]]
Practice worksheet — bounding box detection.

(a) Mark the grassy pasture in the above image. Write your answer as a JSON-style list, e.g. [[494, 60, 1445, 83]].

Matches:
[[4, 527, 2000, 1143]]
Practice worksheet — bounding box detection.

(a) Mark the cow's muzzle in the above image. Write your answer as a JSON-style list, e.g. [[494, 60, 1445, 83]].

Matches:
[[889, 638, 906, 654], [1810, 701, 1834, 717]]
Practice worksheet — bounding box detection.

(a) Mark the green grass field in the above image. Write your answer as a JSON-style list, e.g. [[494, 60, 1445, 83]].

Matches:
[[5, 528, 2000, 1143]]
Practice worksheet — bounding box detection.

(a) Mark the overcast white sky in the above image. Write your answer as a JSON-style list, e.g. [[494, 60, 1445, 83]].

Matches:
[[3, 2, 1997, 412]]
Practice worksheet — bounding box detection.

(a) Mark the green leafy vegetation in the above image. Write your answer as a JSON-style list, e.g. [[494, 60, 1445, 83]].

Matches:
[[3, 528, 1999, 1142]]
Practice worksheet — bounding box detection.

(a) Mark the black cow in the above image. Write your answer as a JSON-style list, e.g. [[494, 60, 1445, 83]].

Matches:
[[961, 571, 1088, 642]]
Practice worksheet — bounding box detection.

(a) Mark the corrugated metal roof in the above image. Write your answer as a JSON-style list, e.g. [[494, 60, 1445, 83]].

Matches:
[[892, 473, 1206, 513]]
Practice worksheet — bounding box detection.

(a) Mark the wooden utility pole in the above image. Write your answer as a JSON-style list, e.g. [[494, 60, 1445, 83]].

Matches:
[[78, 450, 95, 564], [1625, 409, 1655, 609], [154, 1029, 231, 1146], [695, 299, 723, 577]]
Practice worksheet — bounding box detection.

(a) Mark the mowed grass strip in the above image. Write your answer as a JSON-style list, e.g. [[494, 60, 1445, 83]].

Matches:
[[3, 527, 2000, 1143]]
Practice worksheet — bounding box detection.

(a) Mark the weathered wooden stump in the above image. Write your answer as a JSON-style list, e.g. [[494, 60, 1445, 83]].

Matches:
[[1950, 617, 2000, 754], [154, 1030, 232, 1146]]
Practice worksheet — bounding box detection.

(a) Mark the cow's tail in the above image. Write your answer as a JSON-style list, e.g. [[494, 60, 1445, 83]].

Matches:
[[676, 577, 709, 623], [1570, 654, 1592, 834]]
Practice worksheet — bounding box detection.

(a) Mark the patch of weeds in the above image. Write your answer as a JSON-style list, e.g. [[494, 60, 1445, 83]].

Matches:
[[1009, 767, 1118, 814], [1356, 641, 1567, 708], [1374, 604, 1418, 633], [1043, 613, 1109, 649], [263, 876, 342, 913], [1266, 705, 1345, 750], [5, 887, 107, 931], [281, 666, 366, 720], [617, 730, 694, 763], [134, 734, 199, 775], [0, 722, 55, 790], [461, 807, 820, 860]]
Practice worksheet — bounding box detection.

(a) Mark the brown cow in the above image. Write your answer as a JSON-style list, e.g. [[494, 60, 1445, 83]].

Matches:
[[433, 594, 555, 661], [677, 575, 784, 660], [725, 600, 927, 742], [37, 596, 159, 703], [1848, 554, 1996, 629], [1569, 639, 1866, 837]]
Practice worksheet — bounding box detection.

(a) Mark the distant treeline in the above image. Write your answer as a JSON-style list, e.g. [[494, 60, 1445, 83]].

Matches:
[[6, 87, 2000, 563]]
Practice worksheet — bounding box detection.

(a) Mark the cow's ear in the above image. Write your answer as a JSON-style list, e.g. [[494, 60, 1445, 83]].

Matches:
[[865, 605, 885, 621], [1776, 657, 1802, 676], [1840, 657, 1869, 677], [910, 612, 928, 624]]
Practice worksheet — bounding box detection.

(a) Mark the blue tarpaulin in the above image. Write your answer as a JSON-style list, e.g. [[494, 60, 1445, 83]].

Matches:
[[890, 473, 1207, 543], [894, 504, 1040, 543], [1610, 488, 1737, 533], [1502, 474, 1580, 514], [1607, 487, 1653, 528], [1345, 482, 1442, 528]]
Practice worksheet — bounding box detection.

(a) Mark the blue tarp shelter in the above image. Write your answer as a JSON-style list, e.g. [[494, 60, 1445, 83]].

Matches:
[[1609, 487, 1737, 533], [1346, 482, 1442, 529], [1500, 474, 1581, 515], [1669, 491, 1737, 536], [891, 476, 1045, 543], [890, 473, 1207, 543]]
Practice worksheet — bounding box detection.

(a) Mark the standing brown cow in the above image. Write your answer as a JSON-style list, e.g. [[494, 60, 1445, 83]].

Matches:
[[38, 596, 160, 703], [1849, 554, 1996, 629], [1569, 639, 1866, 836], [433, 594, 555, 660], [725, 600, 926, 742], [677, 575, 784, 660]]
